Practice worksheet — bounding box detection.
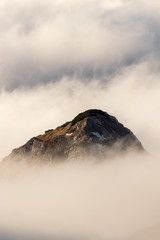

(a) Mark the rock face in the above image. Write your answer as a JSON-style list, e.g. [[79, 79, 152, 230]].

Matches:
[[4, 109, 144, 162]]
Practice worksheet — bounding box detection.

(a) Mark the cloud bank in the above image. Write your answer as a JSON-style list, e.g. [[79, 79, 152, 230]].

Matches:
[[0, 154, 160, 240], [0, 0, 160, 89]]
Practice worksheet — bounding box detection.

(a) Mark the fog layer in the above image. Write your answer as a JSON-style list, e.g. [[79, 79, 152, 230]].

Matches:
[[0, 153, 160, 240]]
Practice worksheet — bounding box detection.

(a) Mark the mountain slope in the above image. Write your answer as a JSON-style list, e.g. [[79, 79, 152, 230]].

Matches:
[[4, 109, 144, 162]]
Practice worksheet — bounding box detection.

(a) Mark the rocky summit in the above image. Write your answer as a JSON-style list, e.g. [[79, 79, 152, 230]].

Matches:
[[4, 109, 144, 163]]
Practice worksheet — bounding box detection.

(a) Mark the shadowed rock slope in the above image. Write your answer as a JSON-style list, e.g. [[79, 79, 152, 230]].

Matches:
[[4, 109, 144, 163]]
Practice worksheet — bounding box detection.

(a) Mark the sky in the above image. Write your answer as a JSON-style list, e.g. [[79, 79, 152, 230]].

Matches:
[[1, 0, 160, 239]]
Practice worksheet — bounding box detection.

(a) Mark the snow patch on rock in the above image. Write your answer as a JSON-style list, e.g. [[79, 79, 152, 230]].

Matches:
[[65, 133, 73, 136], [91, 132, 105, 141]]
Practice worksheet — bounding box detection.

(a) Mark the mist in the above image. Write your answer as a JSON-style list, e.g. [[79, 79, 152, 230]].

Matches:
[[0, 153, 160, 240], [1, 0, 160, 239]]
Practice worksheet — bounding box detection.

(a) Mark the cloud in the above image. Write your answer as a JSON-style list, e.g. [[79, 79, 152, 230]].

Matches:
[[1, 1, 160, 239], [0, 0, 160, 89], [0, 154, 160, 240]]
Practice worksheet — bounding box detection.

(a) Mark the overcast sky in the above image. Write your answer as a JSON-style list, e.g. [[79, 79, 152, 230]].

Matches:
[[1, 0, 160, 159], [0, 0, 160, 89]]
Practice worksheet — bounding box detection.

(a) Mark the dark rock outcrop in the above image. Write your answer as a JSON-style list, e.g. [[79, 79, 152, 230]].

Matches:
[[4, 109, 144, 163]]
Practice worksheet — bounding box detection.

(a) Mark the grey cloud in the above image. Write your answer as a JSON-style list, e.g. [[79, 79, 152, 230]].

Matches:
[[0, 0, 160, 89]]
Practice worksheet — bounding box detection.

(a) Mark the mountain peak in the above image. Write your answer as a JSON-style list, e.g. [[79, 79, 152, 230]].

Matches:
[[4, 109, 144, 163], [70, 109, 109, 126]]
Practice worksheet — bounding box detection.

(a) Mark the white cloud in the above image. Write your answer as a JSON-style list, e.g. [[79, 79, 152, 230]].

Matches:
[[0, 155, 160, 240], [0, 0, 160, 88]]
